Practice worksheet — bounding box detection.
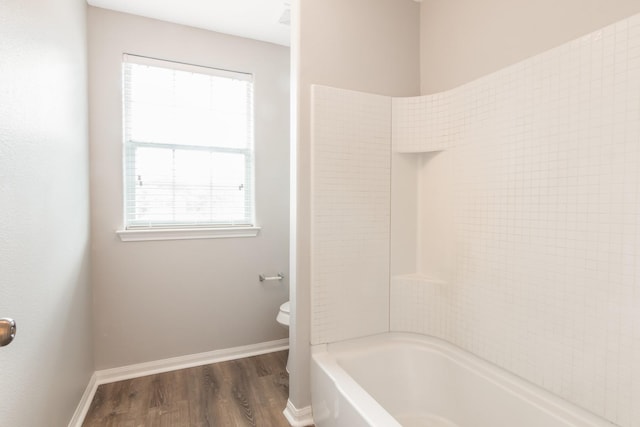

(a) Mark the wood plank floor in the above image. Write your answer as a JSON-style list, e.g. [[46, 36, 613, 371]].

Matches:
[[82, 350, 308, 427]]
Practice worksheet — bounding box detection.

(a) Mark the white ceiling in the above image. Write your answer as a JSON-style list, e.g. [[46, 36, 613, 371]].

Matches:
[[87, 0, 291, 46]]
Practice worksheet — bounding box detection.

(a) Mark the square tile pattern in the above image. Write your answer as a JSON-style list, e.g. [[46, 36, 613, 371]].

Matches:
[[312, 13, 640, 427], [311, 85, 391, 345]]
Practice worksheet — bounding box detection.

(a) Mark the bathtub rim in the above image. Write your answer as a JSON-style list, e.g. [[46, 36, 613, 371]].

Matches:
[[312, 341, 403, 427], [311, 332, 613, 427]]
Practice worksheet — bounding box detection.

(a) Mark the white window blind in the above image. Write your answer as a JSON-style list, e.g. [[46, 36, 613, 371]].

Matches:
[[122, 54, 255, 229]]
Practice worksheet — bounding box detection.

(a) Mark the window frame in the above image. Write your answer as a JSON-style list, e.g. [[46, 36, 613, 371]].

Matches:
[[118, 54, 259, 241]]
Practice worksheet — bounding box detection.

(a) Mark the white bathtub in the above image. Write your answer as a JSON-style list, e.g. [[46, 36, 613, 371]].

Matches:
[[311, 333, 612, 427]]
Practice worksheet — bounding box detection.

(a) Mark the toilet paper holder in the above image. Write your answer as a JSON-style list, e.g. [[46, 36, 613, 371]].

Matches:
[[259, 273, 285, 282]]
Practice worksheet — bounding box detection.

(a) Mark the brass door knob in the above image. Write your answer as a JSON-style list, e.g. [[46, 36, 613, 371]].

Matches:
[[0, 318, 16, 347]]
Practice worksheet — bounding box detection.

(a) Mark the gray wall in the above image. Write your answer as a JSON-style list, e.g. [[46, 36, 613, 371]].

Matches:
[[88, 7, 291, 369], [0, 0, 93, 425], [420, 0, 640, 93]]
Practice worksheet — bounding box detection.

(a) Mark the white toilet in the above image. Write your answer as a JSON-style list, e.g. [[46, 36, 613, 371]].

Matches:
[[276, 301, 291, 372], [277, 301, 290, 328]]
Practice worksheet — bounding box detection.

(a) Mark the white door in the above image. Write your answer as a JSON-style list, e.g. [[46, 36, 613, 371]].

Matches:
[[0, 0, 93, 425]]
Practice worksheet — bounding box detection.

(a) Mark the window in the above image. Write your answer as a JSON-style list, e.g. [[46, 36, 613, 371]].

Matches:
[[122, 54, 255, 233]]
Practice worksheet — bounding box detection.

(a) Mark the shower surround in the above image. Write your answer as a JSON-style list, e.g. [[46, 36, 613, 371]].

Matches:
[[311, 12, 640, 427]]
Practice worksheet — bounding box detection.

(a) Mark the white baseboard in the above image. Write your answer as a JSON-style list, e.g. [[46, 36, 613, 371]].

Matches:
[[94, 338, 289, 384], [283, 399, 314, 427], [68, 338, 289, 427], [68, 372, 98, 427]]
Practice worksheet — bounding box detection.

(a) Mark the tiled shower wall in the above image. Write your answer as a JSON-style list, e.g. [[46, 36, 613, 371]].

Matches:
[[391, 14, 640, 427], [310, 85, 391, 345]]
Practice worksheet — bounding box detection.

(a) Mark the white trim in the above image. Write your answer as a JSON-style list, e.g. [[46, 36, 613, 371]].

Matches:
[[95, 338, 288, 384], [283, 400, 314, 427], [67, 373, 98, 427], [69, 339, 288, 426], [116, 226, 261, 242]]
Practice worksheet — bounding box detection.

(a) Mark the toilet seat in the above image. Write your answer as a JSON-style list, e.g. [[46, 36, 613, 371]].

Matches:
[[277, 301, 290, 327]]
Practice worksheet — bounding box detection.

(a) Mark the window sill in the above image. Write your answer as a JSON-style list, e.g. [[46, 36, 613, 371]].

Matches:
[[116, 226, 261, 242]]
